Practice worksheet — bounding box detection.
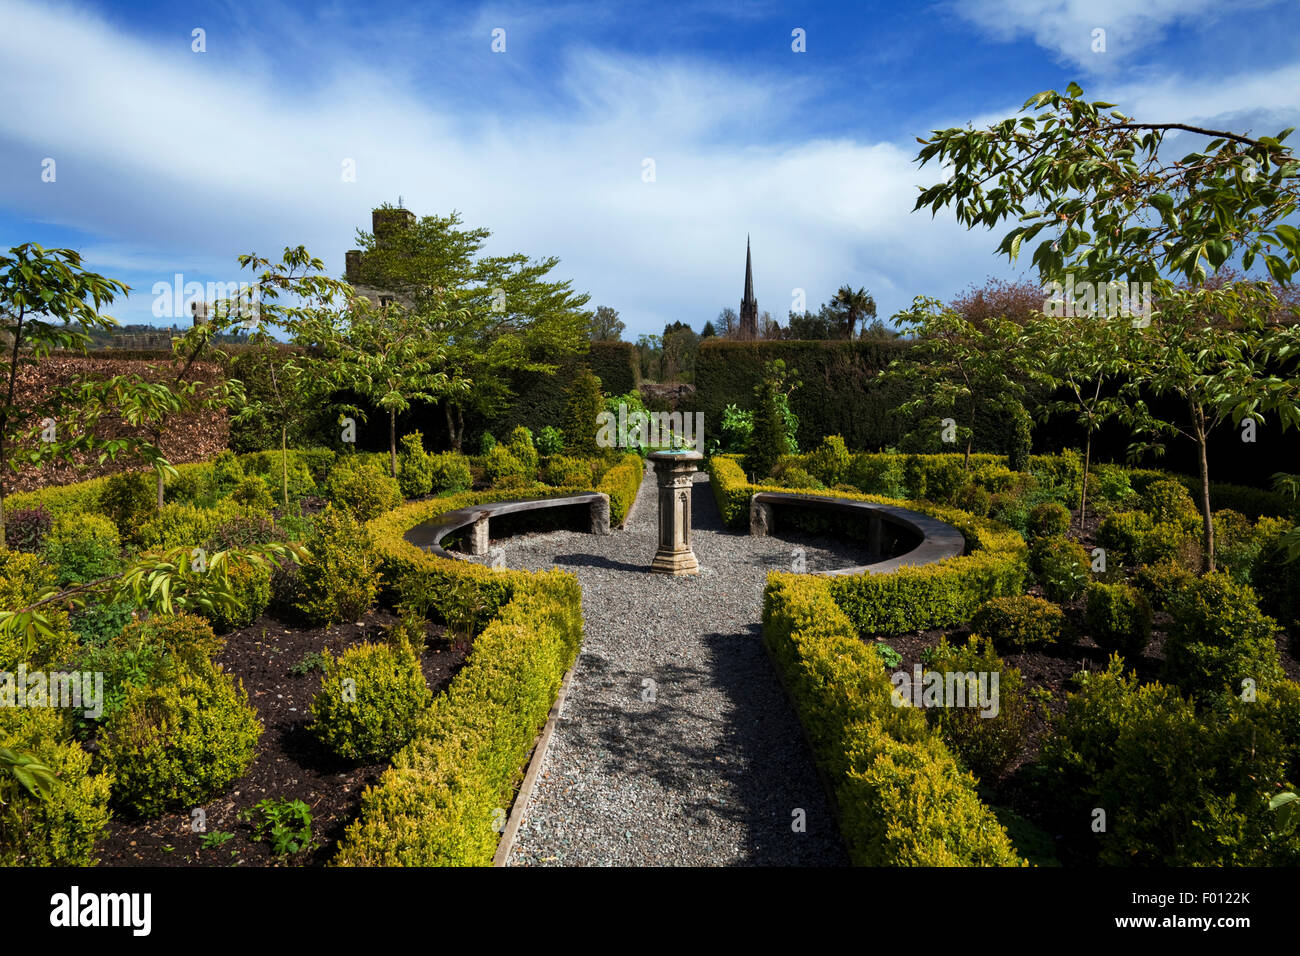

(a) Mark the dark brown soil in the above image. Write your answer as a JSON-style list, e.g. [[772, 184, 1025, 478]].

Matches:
[[95, 609, 470, 868]]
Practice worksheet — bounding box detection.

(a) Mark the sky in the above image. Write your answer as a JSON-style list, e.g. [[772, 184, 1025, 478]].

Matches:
[[2, 0, 1299, 338]]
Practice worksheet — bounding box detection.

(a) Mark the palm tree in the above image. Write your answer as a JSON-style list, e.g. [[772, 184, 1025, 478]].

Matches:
[[833, 285, 876, 340]]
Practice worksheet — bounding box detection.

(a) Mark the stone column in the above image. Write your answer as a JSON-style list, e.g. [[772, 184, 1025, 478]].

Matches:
[[648, 450, 703, 575], [468, 514, 490, 556]]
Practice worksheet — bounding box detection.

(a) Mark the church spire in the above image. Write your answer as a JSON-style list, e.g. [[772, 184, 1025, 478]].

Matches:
[[740, 235, 758, 339]]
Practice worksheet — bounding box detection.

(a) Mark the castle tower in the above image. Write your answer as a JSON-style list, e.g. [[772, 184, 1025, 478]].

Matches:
[[739, 236, 758, 340]]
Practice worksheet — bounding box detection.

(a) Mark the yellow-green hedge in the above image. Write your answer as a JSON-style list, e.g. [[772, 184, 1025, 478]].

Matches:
[[596, 452, 644, 526], [762, 572, 1025, 866], [333, 493, 585, 865], [709, 455, 1028, 635]]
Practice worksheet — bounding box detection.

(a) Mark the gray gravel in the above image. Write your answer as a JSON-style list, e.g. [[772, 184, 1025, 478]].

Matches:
[[499, 464, 854, 867]]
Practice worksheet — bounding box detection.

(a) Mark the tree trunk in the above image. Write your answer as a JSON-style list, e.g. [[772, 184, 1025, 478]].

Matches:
[[389, 409, 398, 478], [1079, 432, 1092, 529], [156, 470, 165, 510], [1193, 405, 1215, 573], [455, 406, 464, 454], [280, 425, 289, 508]]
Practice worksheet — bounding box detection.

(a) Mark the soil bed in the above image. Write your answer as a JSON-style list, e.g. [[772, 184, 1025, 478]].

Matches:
[[95, 609, 469, 867]]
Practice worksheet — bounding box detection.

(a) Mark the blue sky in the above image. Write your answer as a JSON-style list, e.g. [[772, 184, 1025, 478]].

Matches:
[[2, 0, 1298, 337]]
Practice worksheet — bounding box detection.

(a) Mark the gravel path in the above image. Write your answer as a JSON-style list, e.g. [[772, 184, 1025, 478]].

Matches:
[[500, 464, 855, 867]]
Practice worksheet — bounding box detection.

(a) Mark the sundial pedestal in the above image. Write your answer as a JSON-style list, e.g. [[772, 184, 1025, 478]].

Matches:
[[648, 450, 703, 576]]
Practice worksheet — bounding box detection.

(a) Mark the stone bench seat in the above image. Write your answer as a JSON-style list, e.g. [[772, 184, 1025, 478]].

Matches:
[[404, 492, 611, 559], [749, 491, 965, 576]]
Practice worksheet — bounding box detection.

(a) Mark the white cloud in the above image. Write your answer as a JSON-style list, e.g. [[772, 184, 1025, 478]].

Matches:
[[949, 0, 1276, 71]]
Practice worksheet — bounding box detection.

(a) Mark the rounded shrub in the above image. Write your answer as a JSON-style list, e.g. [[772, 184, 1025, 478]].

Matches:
[[1096, 510, 1152, 566], [806, 435, 851, 487], [428, 453, 472, 493], [230, 475, 275, 512], [775, 464, 824, 490], [202, 558, 272, 633], [98, 471, 156, 537], [1084, 581, 1152, 658], [1088, 464, 1133, 507], [923, 635, 1032, 783], [542, 455, 595, 487], [1028, 502, 1071, 540], [295, 506, 380, 625], [536, 425, 565, 456], [478, 432, 497, 455], [953, 483, 992, 517], [99, 657, 262, 818], [1029, 535, 1091, 602], [205, 513, 282, 551], [309, 642, 431, 762], [137, 500, 246, 550], [1132, 559, 1196, 612], [120, 612, 225, 668], [1164, 572, 1283, 702], [0, 708, 113, 866], [970, 595, 1070, 651], [506, 426, 539, 472], [44, 513, 121, 586], [0, 551, 76, 670], [211, 450, 246, 497], [483, 445, 531, 487], [1141, 478, 1199, 528], [324, 466, 403, 521], [397, 432, 434, 498]]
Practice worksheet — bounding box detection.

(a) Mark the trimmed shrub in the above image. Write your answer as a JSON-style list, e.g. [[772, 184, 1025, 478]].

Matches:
[[310, 642, 431, 762], [201, 558, 272, 633], [761, 573, 1025, 866], [325, 466, 403, 521], [1084, 582, 1152, 658], [1214, 510, 1275, 585], [99, 657, 262, 818], [1042, 658, 1300, 865], [0, 551, 76, 670], [924, 635, 1032, 782], [428, 452, 472, 493], [296, 506, 381, 625], [542, 455, 595, 488], [1028, 502, 1070, 540], [211, 450, 246, 497], [536, 425, 564, 456], [137, 500, 248, 551], [229, 476, 275, 512], [597, 453, 643, 526], [775, 464, 824, 490], [1142, 478, 1200, 528], [5, 506, 52, 553], [98, 471, 157, 537], [847, 453, 906, 498], [970, 595, 1070, 651], [44, 513, 121, 586], [0, 707, 113, 865], [954, 483, 992, 518], [397, 432, 433, 498], [1164, 572, 1283, 702], [806, 435, 851, 487], [483, 445, 531, 487], [1132, 559, 1196, 612], [506, 426, 539, 472], [1097, 510, 1151, 567], [1029, 536, 1091, 602]]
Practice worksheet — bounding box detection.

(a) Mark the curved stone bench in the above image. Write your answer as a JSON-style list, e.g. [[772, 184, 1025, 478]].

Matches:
[[749, 492, 965, 576], [404, 492, 611, 560]]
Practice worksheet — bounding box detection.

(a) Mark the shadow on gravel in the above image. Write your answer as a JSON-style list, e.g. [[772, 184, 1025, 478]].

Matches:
[[550, 553, 651, 574]]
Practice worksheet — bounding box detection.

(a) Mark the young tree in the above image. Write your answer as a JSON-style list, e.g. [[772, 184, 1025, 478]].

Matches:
[[348, 205, 591, 452], [0, 244, 129, 543], [701, 320, 717, 339], [883, 296, 1029, 469], [1024, 311, 1150, 526], [1126, 280, 1300, 571], [742, 360, 800, 480]]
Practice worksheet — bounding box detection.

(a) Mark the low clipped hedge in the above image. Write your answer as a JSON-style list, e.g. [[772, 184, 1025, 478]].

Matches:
[[331, 485, 593, 865], [710, 455, 1028, 635], [596, 453, 644, 526], [762, 573, 1025, 866]]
